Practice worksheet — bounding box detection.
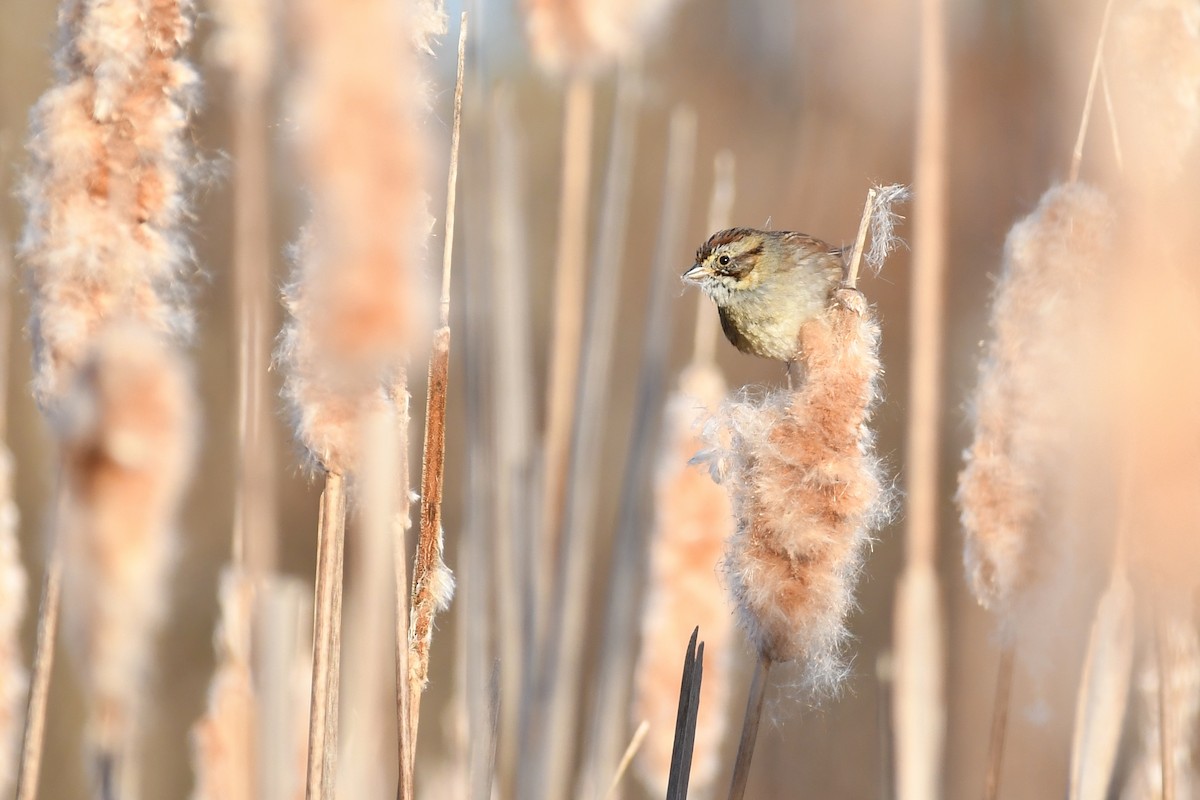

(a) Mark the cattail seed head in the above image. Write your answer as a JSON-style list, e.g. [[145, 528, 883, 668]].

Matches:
[[701, 289, 889, 691], [958, 183, 1115, 620], [21, 0, 198, 415], [58, 322, 198, 766], [277, 0, 439, 475]]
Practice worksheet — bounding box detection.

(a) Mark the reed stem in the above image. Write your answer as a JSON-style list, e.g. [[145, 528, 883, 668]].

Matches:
[[691, 151, 736, 368], [408, 11, 468, 753], [304, 471, 347, 800], [727, 655, 771, 800], [982, 645, 1015, 800], [538, 75, 595, 621], [1068, 0, 1118, 183], [14, 549, 62, 800]]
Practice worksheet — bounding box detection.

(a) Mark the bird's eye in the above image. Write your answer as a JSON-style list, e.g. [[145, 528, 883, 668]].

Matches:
[[718, 255, 731, 267]]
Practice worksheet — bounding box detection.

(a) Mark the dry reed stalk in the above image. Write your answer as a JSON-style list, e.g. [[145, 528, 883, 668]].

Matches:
[[1066, 568, 1135, 800], [0, 447, 25, 799], [1110, 0, 1200, 186], [957, 183, 1114, 624], [487, 89, 537, 799], [407, 12, 466, 764], [535, 74, 594, 628], [1069, 0, 1119, 184], [255, 578, 311, 800], [604, 720, 649, 800], [565, 61, 642, 797], [392, 380, 414, 800], [210, 0, 278, 574], [0, 214, 27, 800], [630, 364, 734, 797], [982, 645, 1015, 800], [18, 1, 201, 795], [190, 569, 257, 800], [337, 410, 401, 799], [894, 564, 945, 800], [1120, 618, 1200, 800], [726, 654, 770, 800], [894, 0, 947, 795], [548, 107, 695, 800], [57, 323, 198, 796], [691, 150, 736, 368]]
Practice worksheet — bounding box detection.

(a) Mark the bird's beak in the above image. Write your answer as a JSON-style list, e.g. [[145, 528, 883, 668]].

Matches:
[[682, 263, 710, 284]]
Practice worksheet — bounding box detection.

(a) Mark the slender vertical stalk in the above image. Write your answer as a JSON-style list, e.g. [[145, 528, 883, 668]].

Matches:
[[691, 151, 736, 368], [982, 646, 1015, 800], [487, 88, 537, 798], [604, 721, 650, 800], [305, 472, 347, 800], [1155, 610, 1177, 800], [14, 550, 61, 800], [727, 655, 771, 800], [537, 75, 595, 621], [895, 0, 947, 796], [230, 48, 278, 576], [393, 383, 414, 800], [408, 11, 468, 751], [547, 107, 695, 800], [1068, 0, 1119, 183], [568, 61, 644, 798]]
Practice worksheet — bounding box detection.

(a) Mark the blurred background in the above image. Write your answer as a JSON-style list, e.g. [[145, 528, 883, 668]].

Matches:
[[0, 0, 1132, 796]]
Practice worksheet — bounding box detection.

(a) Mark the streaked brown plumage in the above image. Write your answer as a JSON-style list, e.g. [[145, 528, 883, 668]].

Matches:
[[683, 228, 845, 362]]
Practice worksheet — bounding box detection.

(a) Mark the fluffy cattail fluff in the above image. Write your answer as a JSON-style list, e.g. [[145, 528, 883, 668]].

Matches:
[[1121, 619, 1200, 800], [1111, 0, 1200, 185], [700, 288, 888, 691], [957, 184, 1115, 625], [20, 0, 198, 415], [0, 449, 26, 797], [190, 569, 256, 800], [277, 0, 441, 475], [524, 0, 685, 73], [632, 363, 734, 794], [58, 322, 198, 778]]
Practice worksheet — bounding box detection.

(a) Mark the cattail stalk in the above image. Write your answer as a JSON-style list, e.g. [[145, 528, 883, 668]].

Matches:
[[338, 409, 401, 799], [256, 578, 311, 800], [488, 89, 537, 799], [982, 646, 1015, 800], [0, 202, 28, 800], [604, 720, 649, 800], [628, 151, 735, 798], [567, 61, 643, 797], [18, 0, 200, 794], [210, 0, 278, 575], [894, 0, 948, 795], [393, 380, 414, 800], [543, 107, 695, 800], [0, 447, 25, 800], [537, 75, 594, 627], [1069, 0, 1118, 184], [408, 11, 467, 752]]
